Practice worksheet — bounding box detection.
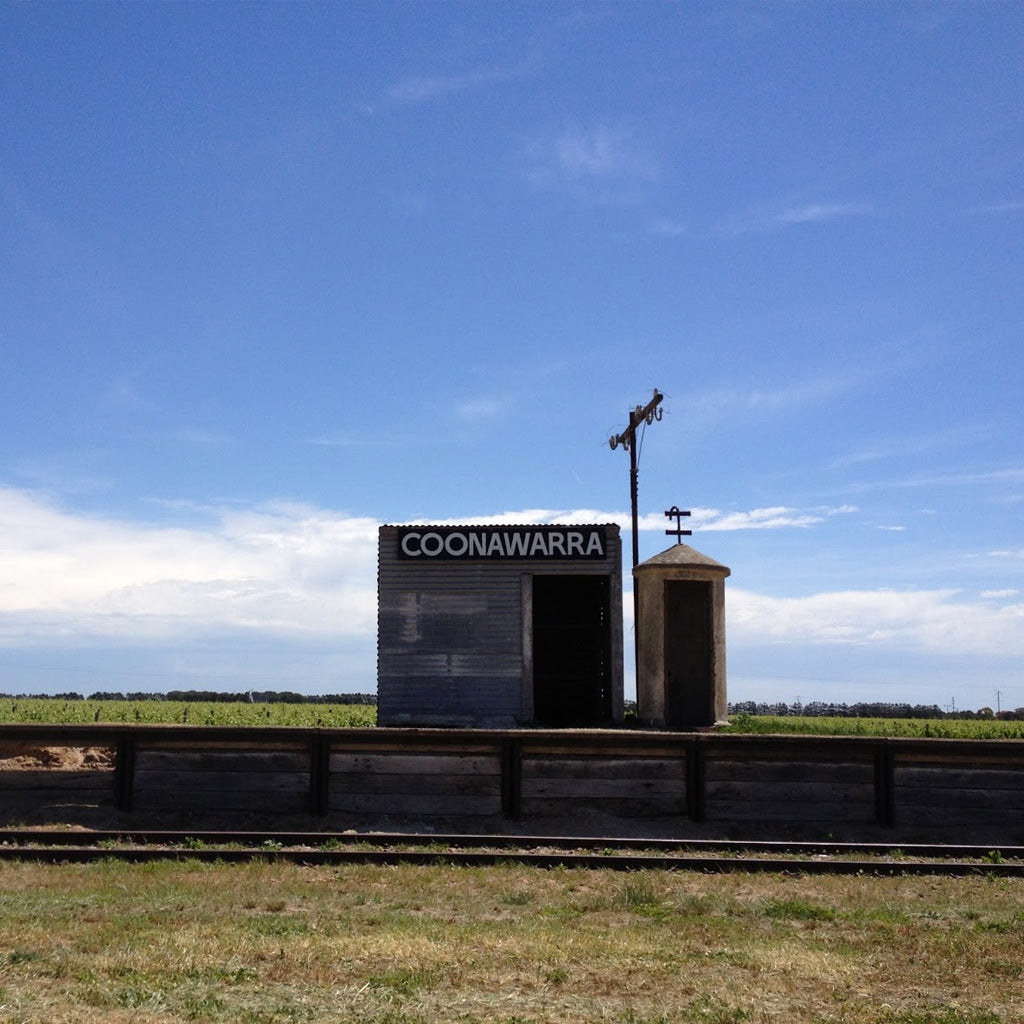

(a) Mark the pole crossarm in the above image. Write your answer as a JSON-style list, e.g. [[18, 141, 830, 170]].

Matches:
[[608, 389, 663, 452]]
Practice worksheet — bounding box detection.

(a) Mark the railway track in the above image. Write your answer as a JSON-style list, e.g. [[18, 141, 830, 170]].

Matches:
[[0, 829, 1022, 876]]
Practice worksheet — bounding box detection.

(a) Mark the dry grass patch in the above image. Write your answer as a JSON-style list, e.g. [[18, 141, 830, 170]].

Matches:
[[0, 860, 1020, 1022]]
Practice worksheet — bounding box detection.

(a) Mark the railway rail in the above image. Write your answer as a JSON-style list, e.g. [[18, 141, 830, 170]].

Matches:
[[0, 829, 1022, 876]]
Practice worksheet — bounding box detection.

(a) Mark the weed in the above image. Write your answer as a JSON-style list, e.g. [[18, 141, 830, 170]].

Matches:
[[499, 888, 533, 906], [367, 967, 440, 995], [542, 966, 569, 984], [878, 1007, 1002, 1023], [620, 872, 660, 910], [684, 995, 750, 1022], [760, 898, 836, 922]]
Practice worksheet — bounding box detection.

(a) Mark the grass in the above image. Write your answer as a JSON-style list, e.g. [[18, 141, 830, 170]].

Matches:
[[0, 860, 1021, 1023], [0, 699, 376, 728], [721, 714, 1024, 739], [1, 701, 1021, 738]]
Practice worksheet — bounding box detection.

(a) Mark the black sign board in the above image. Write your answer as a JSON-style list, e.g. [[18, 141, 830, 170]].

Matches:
[[397, 525, 607, 560]]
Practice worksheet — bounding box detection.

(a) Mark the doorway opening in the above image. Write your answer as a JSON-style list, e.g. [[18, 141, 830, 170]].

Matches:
[[663, 579, 714, 728], [532, 575, 612, 726]]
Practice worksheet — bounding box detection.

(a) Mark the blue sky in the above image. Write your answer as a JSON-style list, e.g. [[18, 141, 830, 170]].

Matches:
[[2, 2, 1022, 710]]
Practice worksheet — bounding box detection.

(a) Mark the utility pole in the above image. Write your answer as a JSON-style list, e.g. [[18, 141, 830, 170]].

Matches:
[[609, 388, 664, 571], [609, 388, 664, 680]]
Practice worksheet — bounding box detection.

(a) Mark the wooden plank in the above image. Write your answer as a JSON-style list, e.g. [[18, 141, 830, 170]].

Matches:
[[134, 770, 308, 794], [329, 773, 501, 797], [0, 770, 113, 791], [137, 739, 311, 753], [521, 777, 683, 799], [329, 741, 500, 757], [519, 797, 686, 818], [521, 757, 684, 781], [893, 786, 1024, 811], [897, 767, 1024, 790], [328, 753, 499, 776], [135, 751, 308, 773], [704, 760, 873, 784], [707, 800, 875, 823], [705, 780, 874, 806], [139, 789, 310, 813], [520, 744, 685, 759], [327, 793, 499, 816]]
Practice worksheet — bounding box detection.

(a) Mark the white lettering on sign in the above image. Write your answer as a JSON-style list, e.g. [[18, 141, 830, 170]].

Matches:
[[397, 526, 607, 560]]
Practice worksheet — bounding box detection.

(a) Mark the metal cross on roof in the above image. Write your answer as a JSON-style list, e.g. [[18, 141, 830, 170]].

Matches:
[[664, 506, 692, 543]]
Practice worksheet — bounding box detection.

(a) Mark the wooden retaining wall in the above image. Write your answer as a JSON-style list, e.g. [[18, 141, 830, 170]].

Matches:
[[1, 726, 1022, 842]]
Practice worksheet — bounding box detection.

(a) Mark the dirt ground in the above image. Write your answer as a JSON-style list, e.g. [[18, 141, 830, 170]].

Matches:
[[0, 742, 114, 770]]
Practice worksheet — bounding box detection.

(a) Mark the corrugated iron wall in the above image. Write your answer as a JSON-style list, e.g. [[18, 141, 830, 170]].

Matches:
[[377, 524, 623, 727]]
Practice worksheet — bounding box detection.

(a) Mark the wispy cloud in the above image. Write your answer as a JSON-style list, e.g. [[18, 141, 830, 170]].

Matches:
[[647, 217, 688, 237], [773, 202, 874, 226], [680, 374, 858, 426], [524, 122, 657, 203], [638, 505, 855, 532], [973, 200, 1024, 215], [843, 467, 1024, 495], [412, 505, 854, 533], [829, 425, 992, 469], [715, 200, 873, 237], [386, 66, 510, 105], [454, 396, 508, 422], [169, 427, 235, 446], [305, 432, 410, 448]]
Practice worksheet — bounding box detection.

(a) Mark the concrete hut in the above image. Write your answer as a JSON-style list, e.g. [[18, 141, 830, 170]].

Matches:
[[633, 542, 730, 729]]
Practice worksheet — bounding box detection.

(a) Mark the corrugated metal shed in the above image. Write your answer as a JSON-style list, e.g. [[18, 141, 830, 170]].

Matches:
[[377, 524, 623, 727]]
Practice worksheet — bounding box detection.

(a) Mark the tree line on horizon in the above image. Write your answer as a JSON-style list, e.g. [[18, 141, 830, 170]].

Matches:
[[727, 700, 1024, 721], [2, 690, 378, 705]]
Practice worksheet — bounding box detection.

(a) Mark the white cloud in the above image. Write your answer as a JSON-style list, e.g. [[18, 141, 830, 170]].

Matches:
[[0, 489, 378, 645], [975, 200, 1024, 215], [679, 375, 858, 426], [386, 66, 510, 105], [2, 491, 1020, 677], [414, 505, 853, 533], [772, 202, 874, 226], [524, 122, 657, 202], [455, 396, 507, 422], [715, 199, 872, 237], [648, 217, 687, 237], [728, 587, 1024, 656], [554, 125, 654, 179]]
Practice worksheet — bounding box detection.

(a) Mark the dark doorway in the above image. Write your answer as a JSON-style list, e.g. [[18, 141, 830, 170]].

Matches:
[[532, 575, 612, 726], [664, 580, 714, 728]]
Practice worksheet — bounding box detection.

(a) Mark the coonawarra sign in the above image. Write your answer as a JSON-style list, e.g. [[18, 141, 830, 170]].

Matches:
[[397, 525, 606, 560]]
